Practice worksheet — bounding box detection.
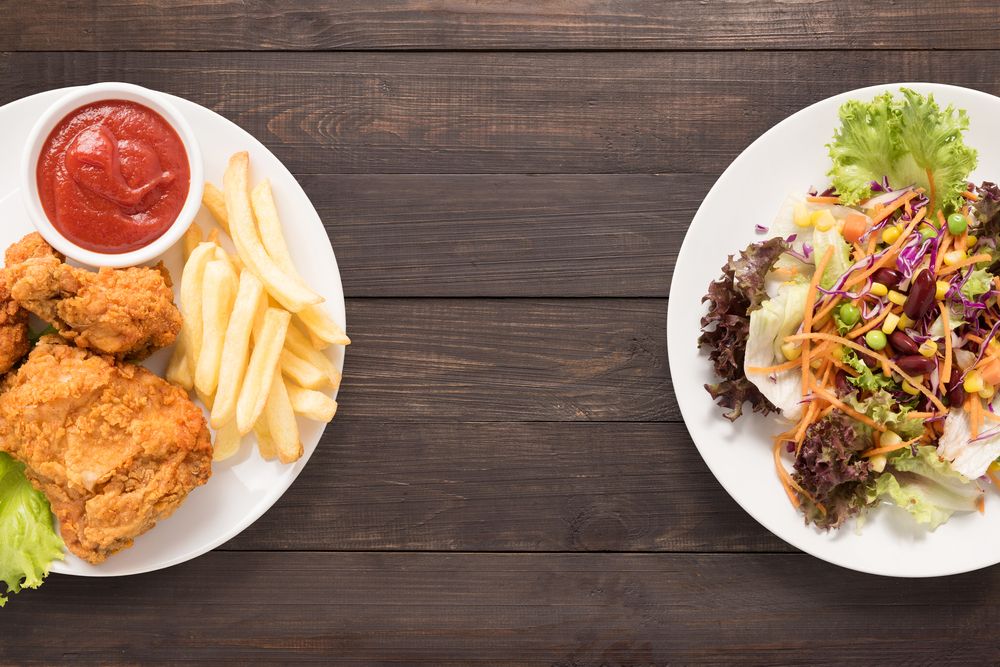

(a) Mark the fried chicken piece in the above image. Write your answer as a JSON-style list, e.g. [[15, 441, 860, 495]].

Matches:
[[0, 233, 63, 373], [0, 338, 212, 563], [4, 234, 181, 359]]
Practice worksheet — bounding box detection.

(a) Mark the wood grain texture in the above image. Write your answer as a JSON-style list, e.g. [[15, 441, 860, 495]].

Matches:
[[313, 173, 687, 297], [4, 1, 1000, 51], [3, 51, 1000, 174], [222, 421, 788, 553], [341, 298, 674, 422], [4, 552, 999, 665]]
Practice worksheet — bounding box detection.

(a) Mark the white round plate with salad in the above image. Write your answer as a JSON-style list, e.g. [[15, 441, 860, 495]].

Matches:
[[668, 83, 1000, 577]]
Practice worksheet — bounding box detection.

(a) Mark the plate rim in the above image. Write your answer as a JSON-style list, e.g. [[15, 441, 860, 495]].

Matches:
[[667, 82, 1000, 578]]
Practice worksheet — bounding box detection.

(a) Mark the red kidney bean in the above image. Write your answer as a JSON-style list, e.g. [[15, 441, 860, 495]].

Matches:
[[835, 370, 851, 396], [858, 349, 880, 369], [896, 354, 936, 375], [903, 269, 935, 319], [947, 367, 967, 407], [870, 268, 902, 288], [888, 330, 919, 355]]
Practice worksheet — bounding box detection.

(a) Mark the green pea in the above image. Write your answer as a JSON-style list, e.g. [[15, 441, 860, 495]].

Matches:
[[865, 329, 887, 351], [838, 303, 861, 327], [947, 213, 968, 236]]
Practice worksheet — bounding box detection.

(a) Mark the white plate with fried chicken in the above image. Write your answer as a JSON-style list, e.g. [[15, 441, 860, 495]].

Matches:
[[0, 84, 346, 578]]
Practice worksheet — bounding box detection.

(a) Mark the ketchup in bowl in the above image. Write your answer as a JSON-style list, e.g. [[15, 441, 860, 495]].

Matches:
[[36, 100, 190, 254]]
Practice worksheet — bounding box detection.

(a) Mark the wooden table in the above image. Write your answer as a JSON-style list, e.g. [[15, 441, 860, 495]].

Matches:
[[5, 3, 1000, 664]]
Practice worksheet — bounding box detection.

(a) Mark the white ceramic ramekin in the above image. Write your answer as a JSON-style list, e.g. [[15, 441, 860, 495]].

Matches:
[[20, 82, 203, 267]]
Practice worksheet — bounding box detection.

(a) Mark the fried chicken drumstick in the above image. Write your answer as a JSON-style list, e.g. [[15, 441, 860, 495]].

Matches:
[[0, 338, 212, 563], [3, 233, 181, 360]]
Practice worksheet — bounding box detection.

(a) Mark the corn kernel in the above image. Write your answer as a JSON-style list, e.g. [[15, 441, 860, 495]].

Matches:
[[793, 203, 811, 228], [881, 225, 902, 245], [936, 281, 950, 301], [918, 340, 939, 358], [980, 384, 996, 400], [968, 235, 978, 246], [812, 210, 836, 232], [781, 341, 802, 361], [869, 282, 889, 297], [898, 314, 915, 330], [944, 249, 967, 267], [831, 345, 844, 362], [810, 357, 822, 369], [965, 370, 985, 394], [869, 454, 887, 473], [881, 312, 900, 335], [902, 380, 921, 395], [880, 431, 903, 448], [887, 290, 907, 306]]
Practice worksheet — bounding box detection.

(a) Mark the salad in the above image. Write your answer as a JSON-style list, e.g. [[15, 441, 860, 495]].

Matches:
[[699, 88, 1000, 531]]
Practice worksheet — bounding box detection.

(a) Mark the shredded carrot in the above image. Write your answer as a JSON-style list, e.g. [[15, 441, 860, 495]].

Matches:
[[793, 401, 819, 447], [852, 242, 865, 262], [938, 253, 991, 277], [978, 495, 986, 515], [868, 190, 918, 224], [802, 246, 835, 396], [773, 441, 801, 509], [811, 386, 887, 432], [967, 333, 985, 344], [842, 210, 925, 291], [865, 230, 879, 255], [807, 195, 840, 204], [818, 404, 836, 419], [984, 410, 1000, 423], [907, 411, 936, 419], [989, 470, 1000, 488], [847, 305, 895, 339], [941, 303, 952, 383], [935, 233, 952, 273], [829, 357, 859, 377], [962, 189, 979, 202], [956, 231, 968, 254], [861, 436, 920, 458], [784, 332, 949, 413]]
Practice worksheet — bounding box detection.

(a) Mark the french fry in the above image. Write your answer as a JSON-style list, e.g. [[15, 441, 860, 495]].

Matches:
[[286, 384, 338, 422], [285, 321, 341, 388], [211, 270, 264, 429], [180, 242, 218, 376], [251, 180, 348, 347], [207, 228, 220, 245], [280, 348, 328, 390], [235, 307, 290, 434], [195, 259, 238, 396], [223, 152, 322, 312], [213, 420, 242, 462], [253, 417, 278, 460], [183, 223, 203, 260], [264, 376, 303, 464], [202, 182, 230, 236], [166, 332, 193, 390]]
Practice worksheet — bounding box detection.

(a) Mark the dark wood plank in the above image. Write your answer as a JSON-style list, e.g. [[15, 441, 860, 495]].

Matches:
[[314, 173, 688, 297], [4, 552, 998, 665], [4, 1, 1000, 51], [223, 421, 787, 553], [3, 51, 1000, 174], [341, 298, 674, 422]]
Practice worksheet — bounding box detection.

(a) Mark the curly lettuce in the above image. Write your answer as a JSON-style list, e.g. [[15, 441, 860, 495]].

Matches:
[[828, 89, 977, 212], [0, 453, 63, 607], [845, 390, 923, 441], [699, 238, 788, 420]]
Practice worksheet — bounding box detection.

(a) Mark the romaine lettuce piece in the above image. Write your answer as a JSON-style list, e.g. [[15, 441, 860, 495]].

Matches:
[[811, 225, 852, 289], [938, 407, 1000, 479]]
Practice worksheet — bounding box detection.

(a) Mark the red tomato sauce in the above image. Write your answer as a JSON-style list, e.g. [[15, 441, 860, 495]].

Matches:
[[36, 100, 190, 254]]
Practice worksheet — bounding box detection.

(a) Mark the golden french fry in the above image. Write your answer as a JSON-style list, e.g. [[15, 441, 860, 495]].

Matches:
[[166, 332, 193, 390], [202, 182, 230, 236], [253, 417, 278, 460], [180, 242, 218, 376], [280, 348, 328, 390], [265, 376, 303, 464], [230, 252, 244, 273], [213, 420, 242, 462], [183, 223, 203, 260], [286, 384, 338, 422], [224, 152, 322, 312], [286, 321, 341, 388], [251, 180, 347, 347], [235, 307, 290, 434], [211, 271, 264, 429], [195, 260, 238, 396], [207, 228, 220, 245], [196, 387, 215, 410]]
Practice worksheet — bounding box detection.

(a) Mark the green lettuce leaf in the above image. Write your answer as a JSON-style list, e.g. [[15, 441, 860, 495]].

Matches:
[[845, 390, 922, 440], [0, 453, 63, 607], [811, 226, 852, 290], [870, 446, 982, 530], [842, 350, 896, 393], [827, 89, 977, 212], [960, 268, 994, 301]]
